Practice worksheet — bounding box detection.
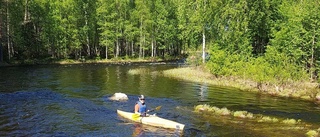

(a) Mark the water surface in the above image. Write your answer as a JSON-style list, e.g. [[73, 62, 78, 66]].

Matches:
[[1, 63, 320, 136]]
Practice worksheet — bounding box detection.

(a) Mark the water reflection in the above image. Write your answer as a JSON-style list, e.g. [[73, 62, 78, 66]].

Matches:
[[130, 123, 183, 137], [132, 123, 143, 137], [198, 84, 208, 102]]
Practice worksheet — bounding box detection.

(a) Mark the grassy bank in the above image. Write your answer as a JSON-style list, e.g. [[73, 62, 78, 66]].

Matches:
[[162, 66, 320, 102]]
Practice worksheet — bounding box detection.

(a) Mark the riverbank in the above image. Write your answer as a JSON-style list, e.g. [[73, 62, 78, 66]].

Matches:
[[162, 66, 320, 103], [0, 57, 181, 67]]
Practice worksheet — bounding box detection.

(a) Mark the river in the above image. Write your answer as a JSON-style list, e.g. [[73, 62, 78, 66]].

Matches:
[[1, 63, 320, 137]]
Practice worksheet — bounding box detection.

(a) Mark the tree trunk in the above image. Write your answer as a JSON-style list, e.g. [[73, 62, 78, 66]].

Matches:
[[151, 38, 154, 57], [143, 33, 145, 58], [139, 17, 142, 59], [151, 27, 154, 57], [0, 5, 3, 62], [202, 27, 205, 63], [116, 37, 119, 58], [84, 8, 90, 57], [86, 33, 90, 57], [0, 43, 2, 62], [310, 33, 315, 80], [51, 40, 56, 58], [24, 0, 29, 22], [105, 46, 108, 59], [95, 45, 99, 57], [154, 39, 157, 57], [125, 40, 128, 56], [6, 1, 11, 61], [131, 41, 134, 57]]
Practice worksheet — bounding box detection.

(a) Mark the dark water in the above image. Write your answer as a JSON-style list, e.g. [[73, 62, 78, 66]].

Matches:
[[1, 63, 320, 137]]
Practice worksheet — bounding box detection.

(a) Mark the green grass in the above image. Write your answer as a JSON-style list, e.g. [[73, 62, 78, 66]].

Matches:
[[162, 67, 260, 93], [127, 66, 319, 102], [162, 66, 320, 102]]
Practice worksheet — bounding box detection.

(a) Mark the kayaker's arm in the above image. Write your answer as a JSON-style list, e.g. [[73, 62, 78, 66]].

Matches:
[[134, 104, 139, 114]]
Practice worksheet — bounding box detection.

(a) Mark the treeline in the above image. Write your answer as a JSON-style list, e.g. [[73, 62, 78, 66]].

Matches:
[[0, 0, 183, 61], [0, 0, 319, 84]]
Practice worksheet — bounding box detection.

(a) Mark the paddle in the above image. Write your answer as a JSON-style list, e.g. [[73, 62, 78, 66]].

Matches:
[[148, 106, 162, 113], [132, 106, 162, 120]]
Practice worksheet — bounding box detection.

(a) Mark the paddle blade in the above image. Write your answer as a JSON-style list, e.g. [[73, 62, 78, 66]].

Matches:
[[155, 106, 162, 111], [132, 113, 140, 121], [148, 106, 162, 113]]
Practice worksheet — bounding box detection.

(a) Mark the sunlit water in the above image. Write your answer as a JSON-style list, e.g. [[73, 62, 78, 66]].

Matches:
[[1, 63, 320, 137]]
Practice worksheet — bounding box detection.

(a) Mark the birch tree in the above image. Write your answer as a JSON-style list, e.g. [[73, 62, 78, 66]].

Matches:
[[133, 0, 151, 58], [97, 0, 117, 59]]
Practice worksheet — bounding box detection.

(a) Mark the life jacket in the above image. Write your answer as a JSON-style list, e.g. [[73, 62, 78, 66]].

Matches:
[[136, 101, 147, 113]]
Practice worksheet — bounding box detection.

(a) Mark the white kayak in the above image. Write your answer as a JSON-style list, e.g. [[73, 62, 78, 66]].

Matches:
[[117, 109, 185, 130]]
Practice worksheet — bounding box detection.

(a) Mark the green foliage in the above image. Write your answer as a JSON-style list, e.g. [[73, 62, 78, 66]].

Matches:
[[269, 0, 320, 81], [1, 0, 319, 83], [96, 0, 117, 49], [206, 45, 247, 77], [245, 57, 271, 84], [204, 0, 315, 84], [264, 46, 309, 83], [212, 0, 252, 55], [207, 42, 308, 86]]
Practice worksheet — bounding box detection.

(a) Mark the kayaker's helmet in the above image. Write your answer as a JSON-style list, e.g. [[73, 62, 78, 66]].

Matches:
[[139, 95, 145, 100]]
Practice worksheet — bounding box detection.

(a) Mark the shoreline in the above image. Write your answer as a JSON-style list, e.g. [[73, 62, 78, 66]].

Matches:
[[0, 58, 182, 67], [162, 67, 320, 103]]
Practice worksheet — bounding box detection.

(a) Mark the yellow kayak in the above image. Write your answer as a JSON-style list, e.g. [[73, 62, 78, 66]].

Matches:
[[117, 109, 185, 130]]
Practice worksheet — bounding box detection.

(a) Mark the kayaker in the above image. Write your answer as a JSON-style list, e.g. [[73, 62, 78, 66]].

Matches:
[[134, 95, 149, 117]]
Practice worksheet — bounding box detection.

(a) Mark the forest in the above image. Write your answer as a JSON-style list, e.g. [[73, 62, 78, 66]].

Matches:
[[0, 0, 319, 87]]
